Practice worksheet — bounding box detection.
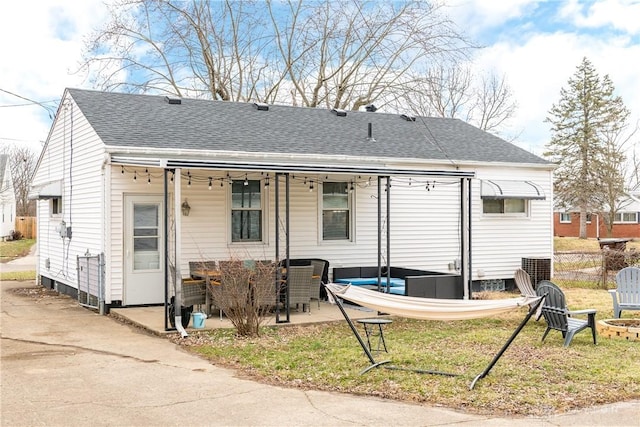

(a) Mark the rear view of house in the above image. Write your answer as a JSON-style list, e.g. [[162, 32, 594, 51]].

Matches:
[[30, 88, 554, 312]]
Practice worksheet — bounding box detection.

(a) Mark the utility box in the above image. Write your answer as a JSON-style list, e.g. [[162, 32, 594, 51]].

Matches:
[[521, 257, 551, 287]]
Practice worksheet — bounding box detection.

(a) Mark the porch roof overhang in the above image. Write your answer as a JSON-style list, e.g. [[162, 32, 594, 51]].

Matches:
[[110, 156, 476, 179], [28, 180, 62, 200], [480, 179, 546, 200]]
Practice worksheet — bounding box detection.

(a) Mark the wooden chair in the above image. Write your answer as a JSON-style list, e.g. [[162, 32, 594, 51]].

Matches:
[[286, 265, 314, 313], [536, 280, 597, 347], [609, 267, 640, 318]]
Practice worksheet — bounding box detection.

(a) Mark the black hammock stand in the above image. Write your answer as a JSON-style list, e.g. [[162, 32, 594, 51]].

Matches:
[[323, 284, 545, 390]]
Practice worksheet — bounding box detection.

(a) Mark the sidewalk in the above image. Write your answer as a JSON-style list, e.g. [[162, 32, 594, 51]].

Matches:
[[0, 244, 37, 272], [2, 279, 639, 426]]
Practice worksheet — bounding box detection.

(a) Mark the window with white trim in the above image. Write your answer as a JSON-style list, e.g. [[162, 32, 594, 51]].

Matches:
[[482, 198, 527, 215], [559, 213, 571, 223], [231, 180, 262, 242], [322, 182, 351, 240], [614, 212, 638, 223]]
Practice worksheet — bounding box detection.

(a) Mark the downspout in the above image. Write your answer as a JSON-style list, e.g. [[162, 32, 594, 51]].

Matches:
[[174, 168, 188, 338]]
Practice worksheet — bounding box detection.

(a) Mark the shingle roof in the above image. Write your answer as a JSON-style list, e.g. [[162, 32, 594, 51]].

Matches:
[[67, 88, 548, 165]]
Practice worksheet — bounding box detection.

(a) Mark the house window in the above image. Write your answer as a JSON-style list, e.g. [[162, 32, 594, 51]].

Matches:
[[614, 212, 638, 223], [482, 198, 527, 215], [586, 213, 592, 223], [559, 213, 571, 223], [51, 197, 62, 215], [231, 180, 262, 242], [322, 182, 351, 240]]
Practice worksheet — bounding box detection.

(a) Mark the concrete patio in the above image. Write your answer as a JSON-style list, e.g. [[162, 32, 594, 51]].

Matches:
[[110, 300, 383, 336]]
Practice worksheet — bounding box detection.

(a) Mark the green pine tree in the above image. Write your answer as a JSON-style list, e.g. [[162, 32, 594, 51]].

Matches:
[[544, 57, 629, 239]]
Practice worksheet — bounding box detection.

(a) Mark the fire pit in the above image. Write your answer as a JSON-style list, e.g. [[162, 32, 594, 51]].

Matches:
[[596, 319, 640, 341]]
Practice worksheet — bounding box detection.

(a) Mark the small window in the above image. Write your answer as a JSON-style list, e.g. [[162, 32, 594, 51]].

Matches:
[[482, 198, 527, 215], [51, 197, 62, 215], [586, 213, 592, 223], [231, 180, 262, 242], [559, 213, 571, 223], [322, 182, 351, 240], [614, 212, 638, 223]]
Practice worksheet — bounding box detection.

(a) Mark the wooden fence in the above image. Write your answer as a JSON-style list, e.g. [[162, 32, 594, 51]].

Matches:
[[14, 217, 37, 239]]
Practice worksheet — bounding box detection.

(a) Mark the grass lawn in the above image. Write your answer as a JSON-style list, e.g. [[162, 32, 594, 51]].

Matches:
[[0, 239, 36, 281], [554, 236, 640, 251], [174, 288, 640, 416]]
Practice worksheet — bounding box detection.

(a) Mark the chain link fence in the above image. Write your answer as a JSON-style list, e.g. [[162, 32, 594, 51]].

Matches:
[[554, 249, 640, 288]]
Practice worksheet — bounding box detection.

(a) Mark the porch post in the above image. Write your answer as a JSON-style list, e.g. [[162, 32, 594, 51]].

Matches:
[[377, 176, 382, 292], [173, 168, 188, 337], [460, 177, 472, 299], [164, 169, 170, 331], [386, 177, 391, 292]]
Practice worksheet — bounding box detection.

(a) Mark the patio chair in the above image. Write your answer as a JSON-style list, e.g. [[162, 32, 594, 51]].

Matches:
[[514, 268, 541, 320], [536, 280, 597, 347], [609, 267, 640, 318], [286, 265, 314, 313], [309, 260, 328, 309]]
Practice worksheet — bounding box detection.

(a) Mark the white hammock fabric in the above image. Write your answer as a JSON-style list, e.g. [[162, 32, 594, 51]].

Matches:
[[326, 283, 541, 321]]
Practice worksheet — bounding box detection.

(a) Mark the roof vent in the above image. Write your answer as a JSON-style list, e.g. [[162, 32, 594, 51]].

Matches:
[[400, 114, 416, 122], [365, 104, 377, 112], [253, 102, 269, 111], [164, 96, 182, 105], [331, 108, 347, 117]]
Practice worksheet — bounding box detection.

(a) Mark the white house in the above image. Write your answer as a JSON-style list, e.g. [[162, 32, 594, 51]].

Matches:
[[0, 154, 17, 240], [30, 88, 554, 313]]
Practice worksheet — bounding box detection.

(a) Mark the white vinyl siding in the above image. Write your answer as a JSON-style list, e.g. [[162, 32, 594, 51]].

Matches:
[[472, 167, 553, 281], [32, 97, 106, 291]]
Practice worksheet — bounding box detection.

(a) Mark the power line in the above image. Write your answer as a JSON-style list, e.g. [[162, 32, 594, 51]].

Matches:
[[0, 88, 57, 118]]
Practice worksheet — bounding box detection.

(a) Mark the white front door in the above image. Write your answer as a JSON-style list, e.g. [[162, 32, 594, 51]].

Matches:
[[124, 195, 164, 305]]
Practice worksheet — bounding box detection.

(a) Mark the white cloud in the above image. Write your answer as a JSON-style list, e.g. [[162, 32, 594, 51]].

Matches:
[[562, 0, 640, 34]]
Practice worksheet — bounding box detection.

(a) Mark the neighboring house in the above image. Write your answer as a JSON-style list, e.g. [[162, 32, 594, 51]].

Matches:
[[554, 194, 640, 238], [30, 88, 554, 312], [0, 154, 17, 240]]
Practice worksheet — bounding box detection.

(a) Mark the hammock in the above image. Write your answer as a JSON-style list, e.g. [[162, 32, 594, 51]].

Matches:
[[323, 283, 544, 389], [325, 283, 540, 321]]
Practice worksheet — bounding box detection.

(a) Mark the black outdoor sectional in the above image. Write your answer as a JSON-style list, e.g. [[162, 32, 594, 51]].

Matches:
[[332, 266, 463, 299]]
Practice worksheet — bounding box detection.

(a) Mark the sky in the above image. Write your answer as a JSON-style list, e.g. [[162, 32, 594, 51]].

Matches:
[[1, 0, 639, 161]]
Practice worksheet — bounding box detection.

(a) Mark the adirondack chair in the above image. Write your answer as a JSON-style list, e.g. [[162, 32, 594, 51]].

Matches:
[[514, 268, 542, 320], [536, 280, 597, 347], [609, 267, 640, 318]]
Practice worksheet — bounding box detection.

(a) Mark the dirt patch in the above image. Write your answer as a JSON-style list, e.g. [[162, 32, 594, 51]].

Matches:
[[11, 286, 64, 301]]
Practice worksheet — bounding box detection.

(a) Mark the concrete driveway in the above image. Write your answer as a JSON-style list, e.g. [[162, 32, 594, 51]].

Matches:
[[1, 280, 638, 426]]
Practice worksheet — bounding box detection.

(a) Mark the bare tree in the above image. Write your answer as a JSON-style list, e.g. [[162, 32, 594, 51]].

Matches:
[[402, 63, 517, 136], [80, 0, 472, 109], [1, 145, 38, 216]]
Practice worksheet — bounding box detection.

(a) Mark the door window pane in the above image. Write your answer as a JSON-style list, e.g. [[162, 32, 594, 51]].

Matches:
[[133, 203, 160, 270]]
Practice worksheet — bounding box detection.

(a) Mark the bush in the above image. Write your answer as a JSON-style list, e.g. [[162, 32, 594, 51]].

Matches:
[[209, 259, 277, 337], [10, 230, 22, 241]]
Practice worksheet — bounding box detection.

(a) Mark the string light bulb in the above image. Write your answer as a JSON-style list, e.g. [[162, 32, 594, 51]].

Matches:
[[133, 171, 137, 182], [244, 174, 249, 186], [208, 177, 212, 190]]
